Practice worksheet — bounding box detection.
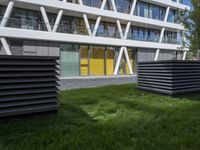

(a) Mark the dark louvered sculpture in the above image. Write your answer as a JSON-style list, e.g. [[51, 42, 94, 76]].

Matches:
[[137, 60, 200, 95], [0, 55, 60, 117]]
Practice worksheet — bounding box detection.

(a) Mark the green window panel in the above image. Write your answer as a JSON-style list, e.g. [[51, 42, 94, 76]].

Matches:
[[60, 44, 80, 77]]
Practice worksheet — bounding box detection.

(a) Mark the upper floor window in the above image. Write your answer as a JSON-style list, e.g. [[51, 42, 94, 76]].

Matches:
[[136, 1, 148, 18], [163, 31, 178, 44], [135, 1, 166, 21], [0, 5, 6, 20], [82, 0, 102, 8], [130, 26, 160, 42], [167, 9, 177, 23], [115, 0, 132, 14], [8, 8, 46, 31]]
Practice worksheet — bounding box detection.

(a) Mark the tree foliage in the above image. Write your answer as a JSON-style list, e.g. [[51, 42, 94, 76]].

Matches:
[[180, 0, 200, 57]]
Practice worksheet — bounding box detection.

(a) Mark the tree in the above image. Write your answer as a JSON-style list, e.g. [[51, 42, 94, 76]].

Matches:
[[179, 0, 200, 58]]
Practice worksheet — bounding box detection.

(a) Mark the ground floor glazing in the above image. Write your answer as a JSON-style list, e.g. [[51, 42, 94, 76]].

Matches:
[[60, 44, 137, 77]]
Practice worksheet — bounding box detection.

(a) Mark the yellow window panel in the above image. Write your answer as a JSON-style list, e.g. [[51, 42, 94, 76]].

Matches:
[[106, 49, 114, 75], [90, 47, 105, 76], [80, 46, 89, 76]]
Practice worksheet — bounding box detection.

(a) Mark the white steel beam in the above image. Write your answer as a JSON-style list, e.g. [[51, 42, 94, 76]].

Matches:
[[78, 0, 83, 5], [52, 10, 63, 32], [0, 38, 11, 55], [130, 0, 137, 15], [110, 0, 117, 12], [0, 1, 14, 55], [154, 49, 160, 61], [41, 8, 64, 33], [115, 20, 133, 74], [83, 14, 92, 36], [124, 21, 131, 39], [159, 28, 165, 43], [116, 20, 124, 39], [1, 1, 14, 27], [124, 47, 133, 74], [92, 16, 101, 36], [164, 7, 170, 22], [100, 0, 107, 10], [40, 7, 52, 32], [182, 51, 187, 60], [114, 47, 124, 75]]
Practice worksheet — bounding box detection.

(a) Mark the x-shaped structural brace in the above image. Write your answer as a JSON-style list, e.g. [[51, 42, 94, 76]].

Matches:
[[0, 0, 187, 63]]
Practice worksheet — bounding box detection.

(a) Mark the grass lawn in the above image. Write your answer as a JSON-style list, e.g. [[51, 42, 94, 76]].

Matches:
[[0, 84, 200, 150]]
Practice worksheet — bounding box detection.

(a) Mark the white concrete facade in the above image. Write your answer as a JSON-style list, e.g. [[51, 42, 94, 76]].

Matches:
[[0, 0, 190, 75]]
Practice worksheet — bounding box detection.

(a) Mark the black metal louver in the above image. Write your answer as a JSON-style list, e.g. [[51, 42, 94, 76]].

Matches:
[[137, 60, 200, 95], [0, 55, 60, 117]]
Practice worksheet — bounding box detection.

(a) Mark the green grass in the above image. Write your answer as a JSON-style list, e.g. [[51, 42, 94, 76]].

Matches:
[[1, 84, 200, 150]]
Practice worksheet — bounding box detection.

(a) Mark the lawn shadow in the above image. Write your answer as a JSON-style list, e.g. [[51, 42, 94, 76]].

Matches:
[[173, 91, 200, 101], [0, 103, 96, 135]]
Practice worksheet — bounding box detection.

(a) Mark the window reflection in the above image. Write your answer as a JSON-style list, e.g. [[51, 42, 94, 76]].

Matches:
[[82, 0, 102, 8], [163, 31, 178, 44], [131, 26, 160, 42], [135, 1, 165, 21], [167, 9, 177, 23], [115, 0, 132, 13]]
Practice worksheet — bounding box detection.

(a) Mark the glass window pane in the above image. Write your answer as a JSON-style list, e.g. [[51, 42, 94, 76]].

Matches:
[[60, 44, 80, 77]]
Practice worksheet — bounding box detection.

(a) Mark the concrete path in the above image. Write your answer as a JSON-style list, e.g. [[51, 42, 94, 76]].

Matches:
[[59, 75, 137, 91]]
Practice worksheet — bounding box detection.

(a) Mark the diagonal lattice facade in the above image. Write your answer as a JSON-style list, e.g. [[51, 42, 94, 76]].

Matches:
[[0, 0, 190, 76]]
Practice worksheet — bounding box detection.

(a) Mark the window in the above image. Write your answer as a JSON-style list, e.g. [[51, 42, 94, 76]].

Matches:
[[168, 9, 177, 23], [149, 5, 159, 20], [163, 31, 178, 44], [82, 0, 101, 8], [135, 2, 166, 21], [149, 29, 160, 42], [8, 8, 45, 31], [132, 26, 160, 42], [115, 0, 132, 13], [0, 5, 6, 21], [97, 22, 105, 36], [60, 44, 80, 77], [137, 2, 148, 18]]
